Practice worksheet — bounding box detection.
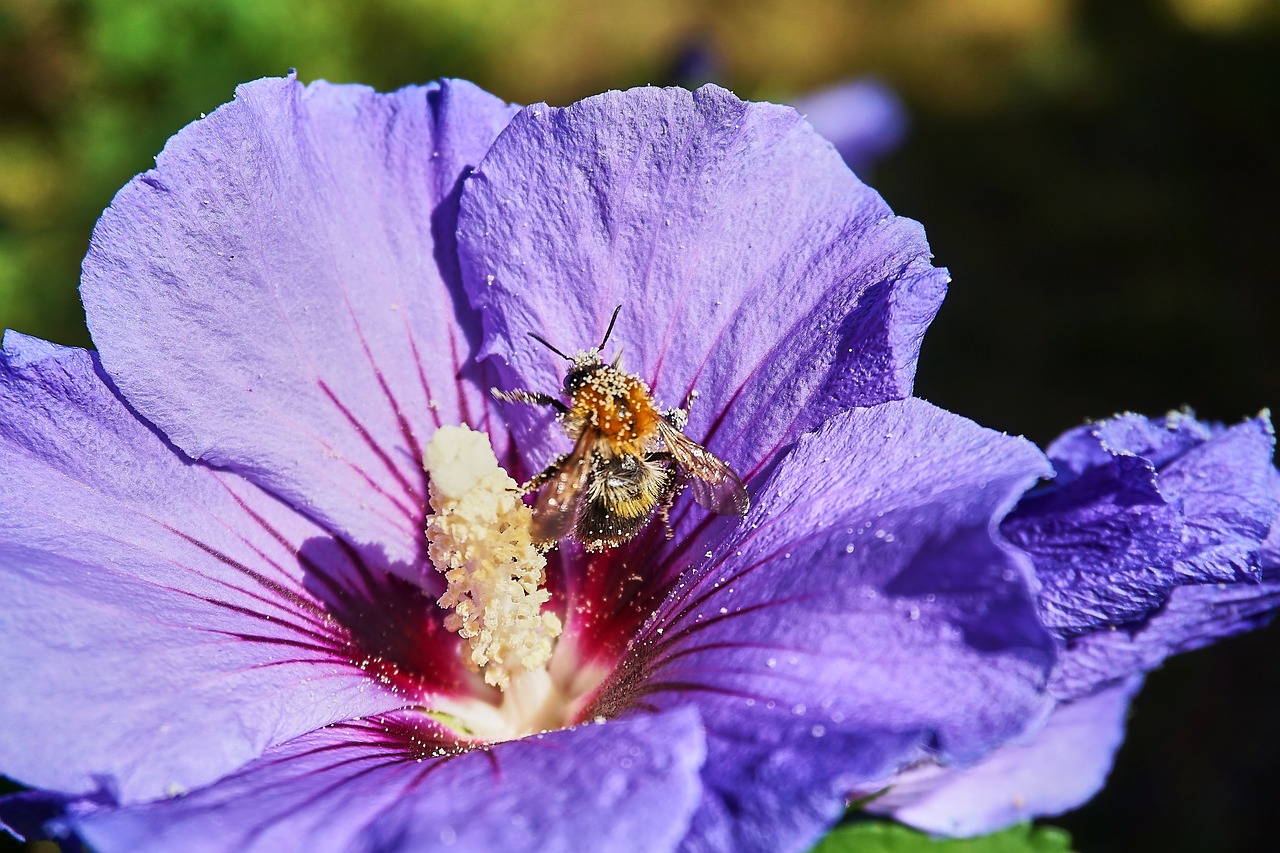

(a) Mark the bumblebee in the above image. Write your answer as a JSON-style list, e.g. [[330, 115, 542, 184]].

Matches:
[[494, 307, 750, 551]]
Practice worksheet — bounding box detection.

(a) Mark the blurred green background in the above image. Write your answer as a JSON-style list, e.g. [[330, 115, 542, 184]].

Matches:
[[1, 0, 1277, 850]]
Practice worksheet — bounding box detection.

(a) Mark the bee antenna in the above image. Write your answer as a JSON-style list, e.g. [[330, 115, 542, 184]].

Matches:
[[527, 332, 571, 361], [598, 305, 623, 350]]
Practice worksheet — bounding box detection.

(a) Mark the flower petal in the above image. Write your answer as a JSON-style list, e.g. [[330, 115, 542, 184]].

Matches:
[[595, 399, 1055, 852], [1002, 453, 1183, 635], [458, 84, 947, 481], [1, 789, 88, 847], [1046, 413, 1277, 585], [72, 710, 706, 853], [1052, 564, 1280, 700], [877, 676, 1142, 836], [0, 335, 464, 803], [792, 80, 907, 176], [81, 76, 518, 568], [1262, 467, 1280, 565], [1154, 415, 1277, 582], [681, 727, 923, 853], [1013, 412, 1280, 699]]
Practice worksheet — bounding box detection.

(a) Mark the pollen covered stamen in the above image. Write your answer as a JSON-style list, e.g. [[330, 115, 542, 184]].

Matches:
[[424, 425, 562, 691]]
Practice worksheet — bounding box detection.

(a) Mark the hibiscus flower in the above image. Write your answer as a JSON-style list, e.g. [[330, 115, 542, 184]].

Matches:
[[877, 410, 1280, 834], [0, 75, 1273, 853]]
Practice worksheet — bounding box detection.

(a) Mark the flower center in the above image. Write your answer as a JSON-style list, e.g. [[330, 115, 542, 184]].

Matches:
[[423, 425, 572, 739]]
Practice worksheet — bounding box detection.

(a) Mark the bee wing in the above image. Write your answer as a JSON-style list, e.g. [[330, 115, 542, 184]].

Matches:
[[657, 422, 750, 516], [530, 429, 595, 546]]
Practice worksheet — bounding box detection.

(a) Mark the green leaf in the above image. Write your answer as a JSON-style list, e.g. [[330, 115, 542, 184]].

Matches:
[[811, 821, 1075, 853]]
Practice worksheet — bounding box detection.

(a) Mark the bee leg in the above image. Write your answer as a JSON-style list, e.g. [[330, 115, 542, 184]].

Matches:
[[649, 452, 680, 540], [519, 453, 570, 495], [664, 389, 698, 431], [491, 388, 569, 415], [658, 501, 676, 540]]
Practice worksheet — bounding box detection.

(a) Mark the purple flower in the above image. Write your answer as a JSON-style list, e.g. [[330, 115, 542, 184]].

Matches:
[[0, 76, 1059, 852], [792, 80, 907, 177], [876, 411, 1280, 835], [4, 73, 1275, 851]]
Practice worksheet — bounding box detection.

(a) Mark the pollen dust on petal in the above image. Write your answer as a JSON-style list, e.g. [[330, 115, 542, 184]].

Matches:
[[423, 425, 562, 691]]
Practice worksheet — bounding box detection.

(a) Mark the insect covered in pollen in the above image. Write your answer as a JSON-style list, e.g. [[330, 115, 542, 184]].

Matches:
[[493, 306, 750, 551]]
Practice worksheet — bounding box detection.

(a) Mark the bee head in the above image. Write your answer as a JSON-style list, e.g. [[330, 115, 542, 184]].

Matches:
[[529, 306, 625, 399], [564, 349, 606, 396]]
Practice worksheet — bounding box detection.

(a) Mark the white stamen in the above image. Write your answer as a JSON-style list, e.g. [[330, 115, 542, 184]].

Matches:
[[424, 425, 562, 691]]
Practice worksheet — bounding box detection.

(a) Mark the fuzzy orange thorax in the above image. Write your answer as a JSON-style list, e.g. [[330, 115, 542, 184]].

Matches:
[[568, 368, 662, 456]]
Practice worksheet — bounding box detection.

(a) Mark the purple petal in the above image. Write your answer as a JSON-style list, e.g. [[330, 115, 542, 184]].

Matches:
[[877, 676, 1142, 836], [793, 80, 908, 176], [1044, 413, 1217, 482], [1013, 412, 1280, 699], [1156, 415, 1276, 582], [1003, 453, 1183, 634], [593, 399, 1056, 852], [682, 727, 924, 853], [457, 84, 947, 486], [81, 76, 518, 569], [1052, 565, 1280, 700], [0, 335, 468, 803], [1261, 467, 1280, 566], [1046, 413, 1277, 585], [1008, 412, 1278, 648], [73, 710, 706, 853], [1, 789, 96, 848]]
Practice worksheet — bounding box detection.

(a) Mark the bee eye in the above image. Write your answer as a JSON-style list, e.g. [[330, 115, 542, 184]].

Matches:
[[564, 364, 599, 395]]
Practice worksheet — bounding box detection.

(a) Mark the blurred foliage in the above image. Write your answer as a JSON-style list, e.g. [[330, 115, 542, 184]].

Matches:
[[1, 1, 1278, 852], [0, 0, 1167, 348], [4, 0, 1276, 360], [812, 821, 1074, 853]]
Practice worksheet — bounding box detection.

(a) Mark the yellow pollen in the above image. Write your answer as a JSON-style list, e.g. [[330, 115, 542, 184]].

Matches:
[[423, 425, 562, 691], [568, 369, 661, 456]]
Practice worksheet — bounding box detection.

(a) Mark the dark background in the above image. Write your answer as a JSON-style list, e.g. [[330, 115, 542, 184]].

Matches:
[[898, 6, 1280, 852], [2, 0, 1277, 850]]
